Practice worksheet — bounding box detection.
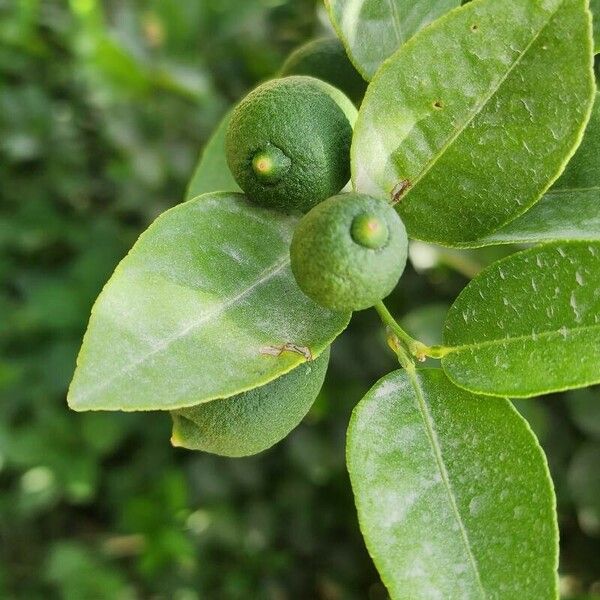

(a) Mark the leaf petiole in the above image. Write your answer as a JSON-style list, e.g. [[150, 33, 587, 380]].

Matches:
[[374, 300, 452, 362]]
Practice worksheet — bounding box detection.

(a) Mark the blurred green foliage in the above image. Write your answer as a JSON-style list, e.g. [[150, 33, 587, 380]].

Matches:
[[0, 1, 598, 598]]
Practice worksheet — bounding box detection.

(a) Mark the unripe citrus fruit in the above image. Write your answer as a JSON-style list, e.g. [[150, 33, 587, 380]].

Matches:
[[290, 193, 408, 312], [171, 349, 329, 457], [280, 36, 367, 105], [225, 76, 357, 213]]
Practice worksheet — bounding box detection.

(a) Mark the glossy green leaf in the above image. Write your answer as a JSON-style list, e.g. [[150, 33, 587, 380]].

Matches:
[[171, 348, 329, 457], [468, 93, 600, 247], [554, 92, 600, 192], [442, 242, 600, 398], [347, 368, 558, 599], [324, 0, 461, 80], [465, 189, 600, 246], [68, 193, 350, 412], [512, 399, 552, 445], [592, 0, 600, 52], [352, 0, 595, 246], [185, 110, 240, 200]]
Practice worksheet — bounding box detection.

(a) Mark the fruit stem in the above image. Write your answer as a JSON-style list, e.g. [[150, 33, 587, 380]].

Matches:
[[373, 301, 452, 361]]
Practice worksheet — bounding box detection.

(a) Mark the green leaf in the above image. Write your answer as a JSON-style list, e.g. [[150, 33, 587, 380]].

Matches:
[[463, 189, 600, 246], [352, 0, 595, 246], [442, 241, 600, 398], [185, 110, 240, 200], [592, 0, 600, 52], [466, 93, 600, 247], [171, 348, 329, 457], [324, 0, 461, 80], [67, 193, 350, 412], [554, 92, 600, 192], [347, 368, 558, 599]]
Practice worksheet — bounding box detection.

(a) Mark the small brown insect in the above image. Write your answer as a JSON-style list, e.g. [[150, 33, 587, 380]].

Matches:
[[391, 179, 412, 204], [260, 343, 313, 361]]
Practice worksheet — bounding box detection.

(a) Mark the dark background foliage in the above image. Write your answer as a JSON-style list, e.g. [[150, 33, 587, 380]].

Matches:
[[0, 1, 598, 598]]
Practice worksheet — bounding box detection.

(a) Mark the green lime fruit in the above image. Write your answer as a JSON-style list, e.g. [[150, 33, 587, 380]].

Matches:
[[225, 75, 357, 214], [171, 349, 329, 457], [280, 36, 367, 105], [290, 193, 408, 312]]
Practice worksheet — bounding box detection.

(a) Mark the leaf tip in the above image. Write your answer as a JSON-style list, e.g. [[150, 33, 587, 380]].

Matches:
[[66, 389, 85, 412]]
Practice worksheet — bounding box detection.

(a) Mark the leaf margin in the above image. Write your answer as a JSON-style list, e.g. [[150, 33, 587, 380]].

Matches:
[[346, 366, 559, 599], [67, 192, 351, 412], [350, 0, 596, 247], [441, 240, 600, 398]]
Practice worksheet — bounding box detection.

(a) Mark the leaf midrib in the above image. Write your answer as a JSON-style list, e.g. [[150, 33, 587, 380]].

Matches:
[[403, 0, 564, 202], [385, 0, 404, 45], [408, 369, 487, 599], [75, 255, 291, 404], [446, 322, 600, 354]]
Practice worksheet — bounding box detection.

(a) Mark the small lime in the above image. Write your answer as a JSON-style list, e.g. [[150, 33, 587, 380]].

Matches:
[[290, 193, 408, 311], [171, 350, 330, 457], [225, 76, 357, 213], [280, 37, 367, 105]]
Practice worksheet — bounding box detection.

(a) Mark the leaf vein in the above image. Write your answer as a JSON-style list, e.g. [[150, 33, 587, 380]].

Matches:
[[403, 1, 564, 200], [385, 0, 404, 44], [408, 368, 487, 598], [447, 322, 600, 354], [76, 255, 291, 404]]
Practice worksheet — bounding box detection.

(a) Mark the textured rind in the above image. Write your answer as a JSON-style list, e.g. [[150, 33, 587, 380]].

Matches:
[[225, 76, 356, 214], [170, 349, 329, 457], [290, 193, 408, 311], [443, 241, 600, 398], [325, 0, 461, 80], [67, 193, 350, 412], [347, 369, 558, 600], [352, 0, 595, 246], [279, 36, 367, 105]]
